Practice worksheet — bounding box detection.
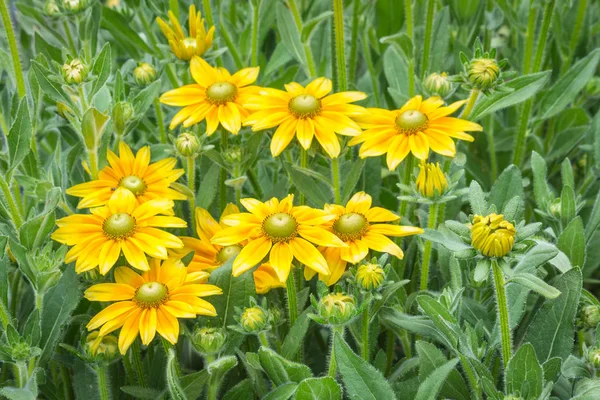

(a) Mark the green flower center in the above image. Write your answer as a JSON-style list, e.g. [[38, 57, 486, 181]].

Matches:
[[216, 245, 242, 264], [120, 175, 147, 196], [395, 110, 428, 134], [182, 37, 197, 50], [333, 212, 369, 241], [206, 81, 238, 105], [134, 282, 169, 308], [263, 213, 298, 242], [289, 94, 321, 118], [103, 213, 136, 239]]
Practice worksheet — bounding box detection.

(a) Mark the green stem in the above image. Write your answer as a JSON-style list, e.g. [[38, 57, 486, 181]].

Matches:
[[166, 63, 179, 88], [154, 98, 167, 144], [361, 30, 380, 106], [122, 351, 135, 384], [486, 114, 498, 181], [562, 0, 587, 74], [420, 0, 435, 79], [492, 259, 512, 371], [131, 340, 147, 388], [187, 155, 196, 228], [299, 148, 308, 205], [219, 17, 244, 70], [88, 148, 99, 180], [251, 1, 260, 66], [220, 131, 228, 212], [361, 306, 370, 361], [512, 0, 555, 166], [459, 354, 481, 400], [162, 338, 181, 378], [288, 0, 303, 30], [332, 0, 347, 91], [405, 0, 415, 96], [328, 326, 344, 378], [398, 155, 415, 218], [285, 271, 298, 328], [419, 202, 439, 291], [0, 0, 26, 98], [15, 360, 28, 388], [522, 4, 538, 74], [385, 329, 395, 376], [348, 0, 360, 83], [258, 331, 270, 348], [0, 176, 23, 228], [0, 300, 10, 330], [202, 0, 222, 67], [247, 169, 264, 198], [62, 20, 77, 56], [460, 88, 480, 120], [95, 366, 110, 400], [331, 157, 341, 204], [233, 162, 241, 204], [60, 365, 74, 400]]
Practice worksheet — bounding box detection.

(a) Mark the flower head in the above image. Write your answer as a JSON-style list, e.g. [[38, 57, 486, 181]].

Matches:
[[52, 188, 186, 274], [253, 263, 286, 294], [356, 263, 385, 291], [175, 132, 201, 157], [305, 192, 422, 286], [133, 62, 157, 86], [192, 327, 226, 355], [349, 96, 482, 170], [423, 72, 453, 98], [581, 305, 600, 329], [66, 142, 186, 209], [468, 58, 500, 90], [160, 56, 259, 134], [85, 258, 222, 354], [211, 195, 346, 282], [317, 292, 357, 325], [86, 331, 118, 359], [470, 213, 516, 258], [62, 59, 87, 84], [156, 5, 215, 61], [243, 77, 367, 158], [416, 160, 448, 198], [240, 306, 268, 333]]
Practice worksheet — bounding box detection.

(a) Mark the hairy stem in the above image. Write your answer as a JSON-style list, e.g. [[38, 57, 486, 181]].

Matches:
[[332, 0, 347, 91], [492, 259, 512, 372], [420, 0, 435, 79], [328, 326, 344, 377], [361, 306, 370, 361], [331, 157, 341, 204], [285, 271, 298, 328], [419, 202, 439, 291], [95, 366, 110, 400], [131, 340, 147, 388], [0, 0, 26, 98]]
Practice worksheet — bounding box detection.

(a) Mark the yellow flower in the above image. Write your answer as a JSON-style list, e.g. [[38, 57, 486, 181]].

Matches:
[[415, 160, 448, 198], [470, 213, 516, 257], [349, 95, 483, 170], [243, 77, 367, 158], [85, 258, 222, 354], [156, 4, 215, 61], [305, 192, 423, 286], [175, 204, 243, 273], [66, 142, 186, 209], [253, 263, 286, 294], [160, 56, 260, 134], [86, 331, 118, 358], [468, 58, 500, 90], [51, 188, 186, 274], [211, 195, 346, 282], [356, 263, 385, 291], [240, 306, 267, 332]]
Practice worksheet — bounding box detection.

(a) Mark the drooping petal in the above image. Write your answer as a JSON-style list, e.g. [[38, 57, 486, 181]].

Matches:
[[232, 237, 272, 277]]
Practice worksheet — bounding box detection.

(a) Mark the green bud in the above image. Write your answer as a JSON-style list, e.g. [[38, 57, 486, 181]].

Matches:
[[240, 306, 267, 333], [224, 146, 242, 163], [62, 59, 88, 84], [192, 327, 227, 355], [112, 101, 134, 135], [587, 347, 600, 368], [268, 307, 283, 326], [133, 62, 157, 86], [356, 263, 385, 291], [468, 58, 500, 90], [86, 331, 118, 360], [11, 342, 32, 361], [62, 0, 88, 13], [423, 72, 453, 98], [44, 0, 60, 15], [317, 292, 357, 325], [175, 132, 200, 157], [549, 199, 561, 218], [582, 305, 600, 329], [584, 76, 600, 97]]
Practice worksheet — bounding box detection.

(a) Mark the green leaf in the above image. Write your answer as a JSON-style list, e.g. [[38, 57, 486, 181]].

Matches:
[[120, 386, 163, 399], [573, 378, 600, 399], [166, 349, 188, 400], [334, 332, 397, 400], [416, 295, 459, 348], [380, 308, 447, 345], [132, 80, 161, 117], [509, 273, 561, 299], [281, 307, 312, 360], [383, 46, 409, 106], [469, 71, 551, 120], [542, 357, 562, 383], [416, 341, 469, 400], [294, 377, 342, 400], [264, 383, 298, 400], [428, 6, 450, 73], [557, 217, 586, 268], [208, 258, 256, 327], [561, 355, 591, 379], [39, 268, 81, 365], [513, 242, 559, 274], [180, 366, 208, 397], [283, 162, 330, 207], [586, 190, 600, 243], [208, 355, 238, 376], [30, 61, 75, 109], [223, 379, 254, 400], [538, 49, 600, 120], [524, 268, 582, 361], [505, 343, 543, 400], [81, 107, 110, 151], [301, 11, 333, 42], [258, 347, 312, 386], [530, 151, 553, 208], [275, 3, 310, 76], [561, 158, 574, 190], [414, 358, 459, 400], [197, 163, 221, 208], [560, 185, 576, 227], [341, 158, 366, 203], [89, 43, 111, 98], [421, 229, 471, 252], [7, 98, 32, 174], [488, 165, 522, 216], [468, 180, 487, 215], [100, 6, 153, 57]]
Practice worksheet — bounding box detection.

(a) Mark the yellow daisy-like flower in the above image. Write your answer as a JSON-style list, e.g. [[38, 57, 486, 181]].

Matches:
[[211, 195, 347, 282], [51, 188, 186, 274], [66, 142, 186, 209], [243, 77, 367, 158], [175, 204, 243, 273], [85, 258, 222, 354], [305, 192, 423, 285], [349, 95, 483, 170], [253, 263, 286, 294], [160, 56, 260, 134], [156, 4, 215, 61], [471, 213, 516, 258], [415, 160, 448, 198]]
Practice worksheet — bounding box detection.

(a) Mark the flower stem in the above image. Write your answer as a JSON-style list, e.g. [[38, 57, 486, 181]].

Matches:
[[512, 0, 555, 166], [331, 157, 341, 204], [332, 0, 347, 92], [405, 0, 415, 96], [0, 176, 22, 228], [247, 169, 264, 198], [561, 0, 587, 74], [299, 148, 308, 205], [398, 154, 415, 218], [187, 155, 196, 232], [202, 0, 222, 67], [88, 148, 99, 180], [288, 0, 303, 30], [361, 306, 370, 361], [486, 114, 498, 181], [95, 366, 110, 400], [131, 340, 147, 388], [154, 98, 167, 144], [420, 0, 435, 79], [459, 354, 481, 400], [419, 202, 439, 291], [285, 271, 298, 328], [0, 0, 26, 98], [220, 131, 228, 212], [492, 259, 512, 371], [328, 326, 344, 377], [251, 1, 260, 67], [460, 88, 480, 120], [348, 0, 360, 83], [233, 162, 241, 204], [522, 4, 538, 74], [258, 332, 270, 348]]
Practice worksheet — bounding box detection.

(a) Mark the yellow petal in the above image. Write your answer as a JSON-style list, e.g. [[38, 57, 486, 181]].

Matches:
[[232, 237, 272, 277], [118, 309, 142, 354], [85, 284, 135, 302], [289, 238, 329, 276], [305, 77, 332, 98], [87, 301, 136, 330], [270, 117, 297, 157], [269, 242, 293, 282], [139, 308, 157, 345], [156, 306, 179, 344]]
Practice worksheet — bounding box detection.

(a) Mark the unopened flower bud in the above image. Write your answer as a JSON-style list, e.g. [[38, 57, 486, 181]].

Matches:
[[268, 307, 283, 326], [356, 263, 385, 291], [423, 72, 453, 98], [86, 331, 118, 359], [582, 305, 600, 329], [585, 77, 600, 98], [175, 132, 200, 157], [224, 146, 242, 163], [468, 58, 500, 90], [44, 0, 60, 15], [318, 293, 356, 325], [192, 327, 226, 355], [62, 0, 87, 13], [133, 62, 157, 86], [62, 59, 88, 84], [416, 161, 448, 198], [471, 213, 516, 258], [588, 347, 600, 368], [549, 200, 561, 218], [112, 101, 134, 135], [240, 307, 267, 333]]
